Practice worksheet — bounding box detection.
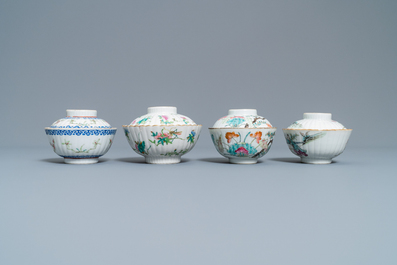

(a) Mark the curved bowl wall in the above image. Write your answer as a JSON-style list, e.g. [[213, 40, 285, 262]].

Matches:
[[45, 128, 117, 159], [209, 128, 276, 164], [123, 125, 202, 164], [282, 129, 352, 164]]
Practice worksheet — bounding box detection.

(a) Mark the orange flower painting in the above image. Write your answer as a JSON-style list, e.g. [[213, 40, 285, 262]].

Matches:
[[250, 131, 262, 144], [225, 132, 239, 143]]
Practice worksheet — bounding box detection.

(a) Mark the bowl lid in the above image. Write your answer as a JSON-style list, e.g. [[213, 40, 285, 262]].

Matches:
[[287, 113, 346, 129], [129, 106, 197, 126], [212, 109, 273, 128], [49, 109, 112, 128]]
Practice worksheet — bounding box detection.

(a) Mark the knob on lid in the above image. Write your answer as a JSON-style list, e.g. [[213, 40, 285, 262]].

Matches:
[[228, 109, 257, 116], [303, 113, 332, 120], [66, 109, 97, 117], [147, 106, 177, 114]]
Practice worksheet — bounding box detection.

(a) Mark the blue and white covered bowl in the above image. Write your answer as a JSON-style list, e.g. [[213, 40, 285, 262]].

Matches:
[[45, 109, 117, 164], [209, 109, 276, 164], [123, 106, 202, 164]]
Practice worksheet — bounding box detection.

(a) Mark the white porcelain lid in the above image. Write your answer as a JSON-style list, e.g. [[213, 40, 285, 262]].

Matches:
[[130, 106, 197, 126], [287, 113, 346, 129], [212, 109, 273, 128], [49, 109, 112, 128]]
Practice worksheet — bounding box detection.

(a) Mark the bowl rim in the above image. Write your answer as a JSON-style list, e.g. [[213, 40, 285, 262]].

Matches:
[[208, 127, 277, 130], [282, 128, 352, 131], [123, 124, 202, 127], [45, 127, 117, 130]]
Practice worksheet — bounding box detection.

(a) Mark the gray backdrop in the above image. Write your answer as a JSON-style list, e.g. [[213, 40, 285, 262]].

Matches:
[[1, 0, 396, 148], [1, 2, 397, 265]]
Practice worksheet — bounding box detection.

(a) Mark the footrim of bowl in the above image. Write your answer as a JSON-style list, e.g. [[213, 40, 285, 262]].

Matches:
[[64, 158, 99, 164], [301, 157, 332, 164], [145, 157, 181, 164], [229, 157, 258, 164]]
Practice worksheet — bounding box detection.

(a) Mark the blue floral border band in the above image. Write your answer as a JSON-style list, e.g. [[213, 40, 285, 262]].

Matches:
[[50, 125, 112, 128], [62, 155, 101, 159], [45, 129, 117, 136]]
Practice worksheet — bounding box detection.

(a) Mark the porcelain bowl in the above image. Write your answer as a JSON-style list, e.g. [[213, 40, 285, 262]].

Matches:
[[123, 125, 202, 164], [282, 129, 352, 164], [45, 128, 117, 164], [209, 128, 276, 164]]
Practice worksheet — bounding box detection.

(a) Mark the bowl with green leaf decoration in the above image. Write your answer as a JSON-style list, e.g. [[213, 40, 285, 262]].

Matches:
[[283, 113, 352, 164], [44, 109, 117, 164], [123, 106, 202, 164], [209, 109, 276, 164]]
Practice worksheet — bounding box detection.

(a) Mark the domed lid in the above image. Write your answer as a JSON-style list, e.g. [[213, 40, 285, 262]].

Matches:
[[287, 113, 346, 129], [49, 109, 112, 128], [129, 106, 197, 126], [212, 109, 273, 128]]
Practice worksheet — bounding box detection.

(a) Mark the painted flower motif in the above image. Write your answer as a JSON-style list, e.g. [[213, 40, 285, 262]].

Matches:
[[151, 131, 172, 145], [135, 141, 146, 154], [181, 116, 191, 124], [227, 143, 257, 157], [161, 149, 188, 156], [187, 130, 196, 143], [93, 139, 101, 146], [259, 138, 268, 149], [225, 132, 239, 143], [226, 116, 245, 127], [61, 139, 100, 153], [137, 116, 151, 125], [50, 139, 56, 151], [158, 115, 174, 125], [235, 147, 249, 155], [155, 132, 169, 139], [266, 131, 275, 138], [250, 131, 262, 144]]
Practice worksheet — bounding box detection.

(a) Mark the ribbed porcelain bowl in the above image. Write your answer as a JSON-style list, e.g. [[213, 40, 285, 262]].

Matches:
[[209, 109, 276, 164], [45, 110, 117, 164], [123, 106, 202, 164], [282, 113, 352, 164]]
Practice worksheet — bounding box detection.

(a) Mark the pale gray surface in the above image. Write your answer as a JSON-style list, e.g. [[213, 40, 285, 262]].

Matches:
[[1, 1, 396, 264], [1, 0, 397, 148], [1, 146, 396, 264]]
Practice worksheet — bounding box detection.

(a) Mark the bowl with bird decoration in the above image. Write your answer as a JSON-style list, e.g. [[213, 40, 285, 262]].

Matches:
[[209, 109, 276, 164], [123, 106, 202, 164], [44, 109, 117, 164], [282, 113, 352, 164]]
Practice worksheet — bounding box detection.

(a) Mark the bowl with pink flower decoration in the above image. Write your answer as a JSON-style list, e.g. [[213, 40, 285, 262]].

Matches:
[[123, 106, 202, 164], [209, 109, 276, 164]]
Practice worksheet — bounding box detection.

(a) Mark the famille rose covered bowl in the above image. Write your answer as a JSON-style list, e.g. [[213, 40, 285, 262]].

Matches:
[[282, 113, 352, 164], [209, 109, 276, 164], [123, 106, 202, 164], [45, 110, 117, 164]]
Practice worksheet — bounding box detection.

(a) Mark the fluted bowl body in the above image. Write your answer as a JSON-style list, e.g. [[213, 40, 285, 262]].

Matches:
[[123, 125, 201, 164], [45, 110, 116, 164], [123, 106, 201, 164], [283, 113, 352, 164]]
